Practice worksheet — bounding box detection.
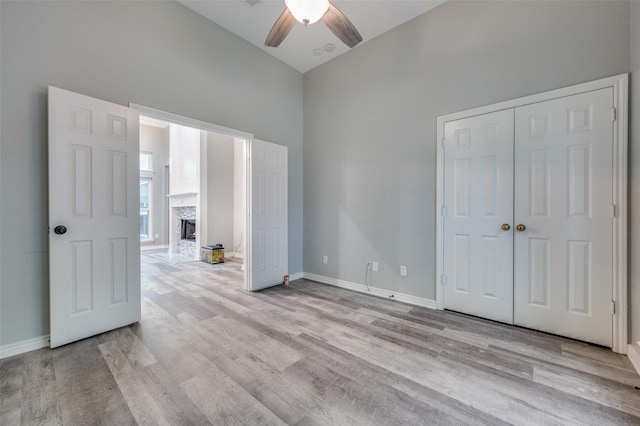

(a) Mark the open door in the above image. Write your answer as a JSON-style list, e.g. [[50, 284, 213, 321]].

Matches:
[[247, 138, 288, 291], [48, 87, 141, 348]]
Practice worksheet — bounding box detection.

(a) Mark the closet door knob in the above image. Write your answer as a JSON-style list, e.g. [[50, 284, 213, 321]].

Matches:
[[516, 224, 526, 232], [54, 225, 68, 235], [501, 224, 511, 231]]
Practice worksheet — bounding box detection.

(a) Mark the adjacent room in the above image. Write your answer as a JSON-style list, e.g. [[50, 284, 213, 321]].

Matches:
[[138, 115, 246, 269], [1, 0, 640, 424]]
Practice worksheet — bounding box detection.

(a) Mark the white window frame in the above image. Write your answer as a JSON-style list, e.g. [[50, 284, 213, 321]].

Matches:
[[140, 177, 153, 242]]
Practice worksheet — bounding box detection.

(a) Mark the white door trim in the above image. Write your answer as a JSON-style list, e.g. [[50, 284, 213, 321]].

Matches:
[[435, 74, 628, 353], [130, 104, 253, 141], [129, 103, 254, 291]]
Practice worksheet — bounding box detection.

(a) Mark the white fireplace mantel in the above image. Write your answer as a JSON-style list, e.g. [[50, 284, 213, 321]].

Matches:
[[168, 192, 197, 207]]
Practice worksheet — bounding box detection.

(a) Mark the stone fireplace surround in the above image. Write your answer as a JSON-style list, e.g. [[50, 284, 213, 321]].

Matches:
[[176, 207, 196, 256], [168, 193, 199, 258]]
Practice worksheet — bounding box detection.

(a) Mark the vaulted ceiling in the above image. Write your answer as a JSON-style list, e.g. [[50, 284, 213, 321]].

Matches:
[[178, 0, 446, 73]]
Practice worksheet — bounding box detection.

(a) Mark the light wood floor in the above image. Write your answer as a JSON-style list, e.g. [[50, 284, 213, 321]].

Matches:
[[2, 253, 640, 425]]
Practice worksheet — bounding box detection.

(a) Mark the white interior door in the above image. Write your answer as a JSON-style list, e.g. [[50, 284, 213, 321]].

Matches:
[[247, 138, 288, 291], [443, 109, 515, 323], [514, 88, 614, 346], [48, 86, 140, 348]]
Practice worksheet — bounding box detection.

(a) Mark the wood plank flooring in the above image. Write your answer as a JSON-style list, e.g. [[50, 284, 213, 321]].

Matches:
[[2, 252, 640, 425]]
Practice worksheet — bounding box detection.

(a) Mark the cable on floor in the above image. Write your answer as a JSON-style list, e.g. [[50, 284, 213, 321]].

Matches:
[[364, 263, 371, 292]]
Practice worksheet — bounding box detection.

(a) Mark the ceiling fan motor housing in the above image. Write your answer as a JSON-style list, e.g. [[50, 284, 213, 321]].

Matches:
[[265, 1, 362, 49], [285, 0, 329, 25]]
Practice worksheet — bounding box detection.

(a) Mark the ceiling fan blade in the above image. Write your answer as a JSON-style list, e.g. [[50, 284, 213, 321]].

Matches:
[[265, 8, 296, 47], [321, 3, 363, 48]]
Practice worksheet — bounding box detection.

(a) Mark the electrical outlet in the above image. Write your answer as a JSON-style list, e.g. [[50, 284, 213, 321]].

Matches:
[[372, 261, 379, 272], [323, 255, 328, 265], [400, 265, 407, 276]]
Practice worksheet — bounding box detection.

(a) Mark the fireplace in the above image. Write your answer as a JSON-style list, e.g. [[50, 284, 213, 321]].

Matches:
[[180, 219, 196, 241]]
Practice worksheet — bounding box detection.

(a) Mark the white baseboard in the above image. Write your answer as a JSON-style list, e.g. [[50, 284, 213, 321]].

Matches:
[[140, 244, 168, 251], [628, 343, 640, 376], [289, 272, 304, 281], [302, 272, 437, 310], [0, 335, 50, 359]]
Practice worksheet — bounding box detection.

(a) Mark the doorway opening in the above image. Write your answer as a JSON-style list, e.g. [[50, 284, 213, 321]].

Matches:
[[48, 87, 288, 348], [137, 113, 248, 288], [131, 102, 289, 293]]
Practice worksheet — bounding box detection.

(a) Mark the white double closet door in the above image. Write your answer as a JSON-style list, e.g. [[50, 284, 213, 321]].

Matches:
[[443, 88, 614, 347]]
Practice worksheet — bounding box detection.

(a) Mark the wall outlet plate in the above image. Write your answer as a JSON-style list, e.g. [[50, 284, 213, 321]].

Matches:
[[323, 255, 328, 264], [372, 261, 379, 272], [400, 265, 407, 276]]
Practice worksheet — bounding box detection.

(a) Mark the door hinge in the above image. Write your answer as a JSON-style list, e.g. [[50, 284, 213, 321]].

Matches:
[[611, 108, 617, 122], [611, 300, 616, 315], [611, 204, 616, 218], [441, 206, 447, 217], [441, 274, 447, 285]]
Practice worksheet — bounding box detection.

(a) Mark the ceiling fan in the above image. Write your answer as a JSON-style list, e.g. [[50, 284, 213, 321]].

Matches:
[[265, 0, 363, 48]]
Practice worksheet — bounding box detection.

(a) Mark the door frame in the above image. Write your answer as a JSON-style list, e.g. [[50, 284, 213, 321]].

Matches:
[[129, 103, 257, 291], [435, 74, 629, 353]]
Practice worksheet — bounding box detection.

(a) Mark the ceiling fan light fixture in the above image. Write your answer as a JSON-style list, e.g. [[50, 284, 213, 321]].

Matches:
[[285, 0, 329, 25]]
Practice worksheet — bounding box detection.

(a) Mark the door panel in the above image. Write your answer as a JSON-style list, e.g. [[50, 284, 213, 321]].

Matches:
[[514, 88, 613, 346], [443, 109, 515, 323], [49, 86, 140, 348], [248, 139, 288, 291]]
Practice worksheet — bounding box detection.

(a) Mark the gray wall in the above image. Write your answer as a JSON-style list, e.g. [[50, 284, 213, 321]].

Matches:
[[0, 0, 303, 346], [631, 0, 640, 348], [140, 124, 170, 246], [303, 1, 630, 300], [206, 132, 235, 251]]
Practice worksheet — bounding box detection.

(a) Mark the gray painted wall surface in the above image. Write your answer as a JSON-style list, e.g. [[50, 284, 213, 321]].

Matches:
[[630, 0, 640, 348], [0, 0, 303, 346], [206, 132, 235, 251], [303, 1, 630, 300]]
